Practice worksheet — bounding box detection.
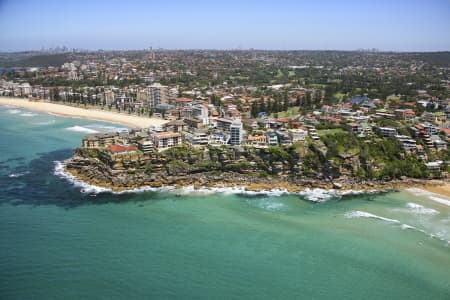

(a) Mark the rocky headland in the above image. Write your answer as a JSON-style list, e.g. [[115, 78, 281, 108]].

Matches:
[[63, 144, 449, 194]]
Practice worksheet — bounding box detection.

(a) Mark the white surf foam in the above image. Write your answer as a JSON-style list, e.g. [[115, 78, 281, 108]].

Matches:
[[8, 171, 30, 178], [85, 124, 128, 132], [344, 210, 401, 223], [19, 112, 38, 117], [33, 120, 56, 126], [65, 126, 98, 134], [53, 161, 111, 194], [405, 188, 450, 207], [7, 109, 21, 114], [406, 202, 440, 215], [297, 188, 337, 202], [428, 196, 450, 207]]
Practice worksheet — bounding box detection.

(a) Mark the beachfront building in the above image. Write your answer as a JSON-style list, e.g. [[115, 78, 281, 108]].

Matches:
[[151, 132, 182, 150], [229, 119, 243, 146], [136, 139, 155, 154], [82, 132, 118, 149], [163, 120, 188, 132], [183, 131, 209, 146], [106, 144, 138, 156], [138, 83, 171, 109]]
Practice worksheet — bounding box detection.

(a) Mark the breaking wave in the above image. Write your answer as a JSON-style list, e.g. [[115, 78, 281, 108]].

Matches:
[[20, 112, 38, 117], [344, 210, 401, 223], [344, 210, 449, 245], [33, 120, 56, 126], [406, 188, 450, 207], [65, 126, 98, 134], [406, 202, 439, 215], [85, 124, 128, 132], [53, 161, 111, 194], [7, 109, 21, 114]]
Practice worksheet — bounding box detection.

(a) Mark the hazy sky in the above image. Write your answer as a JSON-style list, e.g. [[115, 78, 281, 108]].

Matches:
[[0, 0, 449, 51]]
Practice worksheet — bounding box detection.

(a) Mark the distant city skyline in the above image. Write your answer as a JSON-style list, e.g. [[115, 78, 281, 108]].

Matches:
[[0, 0, 449, 52]]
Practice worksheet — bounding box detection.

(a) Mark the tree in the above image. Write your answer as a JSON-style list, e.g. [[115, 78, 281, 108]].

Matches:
[[296, 95, 302, 107], [258, 98, 266, 113], [251, 101, 258, 118]]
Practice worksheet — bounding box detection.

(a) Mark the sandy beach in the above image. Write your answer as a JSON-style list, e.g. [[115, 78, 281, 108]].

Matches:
[[421, 183, 450, 198], [0, 97, 168, 128]]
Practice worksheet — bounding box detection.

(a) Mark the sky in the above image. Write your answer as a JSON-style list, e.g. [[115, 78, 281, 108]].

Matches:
[[0, 0, 449, 52]]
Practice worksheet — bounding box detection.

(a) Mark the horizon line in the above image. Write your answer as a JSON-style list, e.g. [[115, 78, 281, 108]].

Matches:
[[1, 48, 449, 54]]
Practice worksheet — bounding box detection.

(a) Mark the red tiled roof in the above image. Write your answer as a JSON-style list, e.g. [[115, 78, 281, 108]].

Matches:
[[107, 145, 137, 153]]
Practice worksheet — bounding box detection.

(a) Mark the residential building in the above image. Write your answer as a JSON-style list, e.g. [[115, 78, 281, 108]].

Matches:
[[106, 144, 137, 155], [266, 131, 279, 146], [82, 132, 118, 148], [395, 135, 417, 151], [192, 104, 210, 125], [164, 120, 188, 132], [209, 132, 228, 145], [151, 132, 182, 150], [229, 119, 243, 146], [140, 83, 171, 109], [288, 128, 307, 142], [246, 135, 267, 147], [347, 122, 363, 134], [136, 139, 155, 153], [379, 127, 397, 137], [276, 129, 291, 145], [216, 118, 233, 132], [183, 131, 209, 146]]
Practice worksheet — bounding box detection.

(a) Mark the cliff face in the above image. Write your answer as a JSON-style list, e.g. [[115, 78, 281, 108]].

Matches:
[[64, 141, 437, 192], [64, 144, 366, 191]]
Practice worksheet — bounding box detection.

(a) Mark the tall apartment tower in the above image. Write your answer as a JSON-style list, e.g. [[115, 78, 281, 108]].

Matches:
[[147, 83, 170, 109], [229, 118, 243, 146]]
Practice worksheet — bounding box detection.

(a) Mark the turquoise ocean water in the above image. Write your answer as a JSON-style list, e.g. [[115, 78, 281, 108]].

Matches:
[[0, 105, 449, 299]]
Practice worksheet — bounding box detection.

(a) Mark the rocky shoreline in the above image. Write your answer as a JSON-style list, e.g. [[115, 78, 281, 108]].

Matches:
[[63, 153, 448, 195]]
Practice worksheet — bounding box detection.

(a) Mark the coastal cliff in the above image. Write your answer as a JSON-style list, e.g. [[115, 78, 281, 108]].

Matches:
[[64, 141, 446, 192]]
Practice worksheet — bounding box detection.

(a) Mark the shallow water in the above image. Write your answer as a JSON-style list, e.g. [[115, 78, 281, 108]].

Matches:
[[0, 105, 449, 299]]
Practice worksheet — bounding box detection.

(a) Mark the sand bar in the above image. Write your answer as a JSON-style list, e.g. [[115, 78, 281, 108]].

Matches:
[[0, 97, 168, 128]]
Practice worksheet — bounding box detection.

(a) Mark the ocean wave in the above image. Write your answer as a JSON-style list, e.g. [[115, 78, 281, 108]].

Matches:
[[8, 171, 30, 178], [344, 210, 401, 223], [250, 199, 286, 211], [19, 112, 38, 117], [405, 188, 450, 207], [297, 188, 381, 202], [428, 196, 450, 207], [406, 202, 440, 215], [400, 224, 416, 230], [53, 161, 111, 194], [345, 210, 449, 245], [85, 124, 128, 132], [297, 188, 339, 202], [7, 109, 21, 114], [65, 126, 98, 134], [33, 120, 56, 126]]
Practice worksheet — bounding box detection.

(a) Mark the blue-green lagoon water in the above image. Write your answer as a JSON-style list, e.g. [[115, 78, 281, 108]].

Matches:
[[0, 105, 449, 299]]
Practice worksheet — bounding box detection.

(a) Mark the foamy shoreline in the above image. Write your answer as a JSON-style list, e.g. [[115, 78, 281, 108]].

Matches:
[[0, 97, 168, 128], [54, 160, 384, 201]]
